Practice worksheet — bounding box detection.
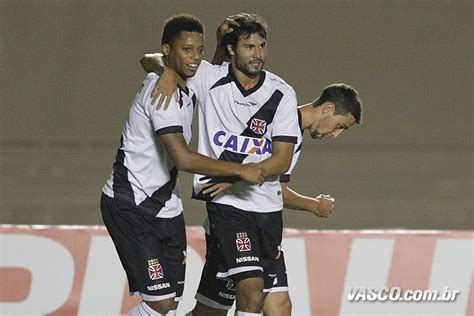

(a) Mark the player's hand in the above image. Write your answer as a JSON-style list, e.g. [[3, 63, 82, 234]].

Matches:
[[216, 17, 240, 45], [311, 194, 335, 218], [239, 163, 264, 185], [151, 68, 179, 110], [202, 182, 233, 197]]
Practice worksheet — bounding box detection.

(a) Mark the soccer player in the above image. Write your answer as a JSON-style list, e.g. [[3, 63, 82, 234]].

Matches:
[[196, 83, 363, 316], [100, 14, 265, 316], [141, 13, 300, 315]]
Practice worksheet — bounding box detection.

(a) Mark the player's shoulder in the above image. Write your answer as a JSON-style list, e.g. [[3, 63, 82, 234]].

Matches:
[[197, 60, 229, 74], [144, 72, 160, 85], [136, 73, 159, 100], [264, 70, 295, 95]]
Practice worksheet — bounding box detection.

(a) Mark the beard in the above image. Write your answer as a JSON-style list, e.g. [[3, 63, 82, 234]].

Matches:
[[235, 58, 265, 78]]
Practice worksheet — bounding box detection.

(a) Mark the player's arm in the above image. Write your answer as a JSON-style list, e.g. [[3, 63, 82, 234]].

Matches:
[[140, 53, 165, 74], [159, 133, 264, 184], [280, 182, 335, 218], [211, 17, 238, 65], [140, 53, 181, 109], [259, 141, 294, 178]]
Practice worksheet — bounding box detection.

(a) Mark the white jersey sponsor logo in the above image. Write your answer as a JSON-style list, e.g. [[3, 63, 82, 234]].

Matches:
[[213, 130, 272, 155]]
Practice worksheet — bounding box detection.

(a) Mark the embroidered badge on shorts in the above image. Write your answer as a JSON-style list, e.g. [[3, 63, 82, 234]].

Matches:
[[148, 258, 164, 280], [236, 232, 252, 252]]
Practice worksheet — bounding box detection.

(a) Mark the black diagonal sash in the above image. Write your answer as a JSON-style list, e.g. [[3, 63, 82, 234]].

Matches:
[[193, 90, 284, 201]]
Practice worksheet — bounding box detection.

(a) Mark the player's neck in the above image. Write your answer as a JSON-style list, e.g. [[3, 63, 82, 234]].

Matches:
[[163, 56, 187, 88], [299, 103, 321, 130], [231, 64, 261, 90], [174, 73, 187, 90]]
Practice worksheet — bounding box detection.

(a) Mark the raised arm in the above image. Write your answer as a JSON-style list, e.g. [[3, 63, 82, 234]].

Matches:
[[211, 17, 239, 65], [159, 133, 264, 184]]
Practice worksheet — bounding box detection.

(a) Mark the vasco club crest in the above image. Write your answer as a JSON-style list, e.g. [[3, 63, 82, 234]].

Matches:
[[250, 118, 267, 135], [236, 232, 252, 252], [148, 258, 164, 280]]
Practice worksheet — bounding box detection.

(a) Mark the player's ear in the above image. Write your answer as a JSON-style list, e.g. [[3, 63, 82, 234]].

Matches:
[[226, 44, 235, 56], [161, 43, 171, 56], [322, 102, 335, 114]]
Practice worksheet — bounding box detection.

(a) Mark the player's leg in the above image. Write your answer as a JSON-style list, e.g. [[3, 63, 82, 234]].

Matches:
[[192, 232, 234, 316], [235, 277, 266, 313], [263, 250, 291, 316], [100, 194, 182, 315], [158, 212, 188, 315], [191, 233, 290, 316], [130, 211, 186, 315], [263, 292, 291, 316], [256, 210, 287, 316], [206, 202, 266, 314]]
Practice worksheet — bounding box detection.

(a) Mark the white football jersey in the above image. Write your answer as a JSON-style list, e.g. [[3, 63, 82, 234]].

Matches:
[[280, 109, 304, 183], [102, 73, 196, 218], [188, 61, 299, 213]]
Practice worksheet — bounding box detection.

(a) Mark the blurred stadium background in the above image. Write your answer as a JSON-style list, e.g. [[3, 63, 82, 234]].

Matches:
[[1, 1, 472, 229]]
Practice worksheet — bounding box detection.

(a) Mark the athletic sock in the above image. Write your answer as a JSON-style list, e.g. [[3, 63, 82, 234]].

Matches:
[[235, 312, 262, 316], [128, 301, 165, 316]]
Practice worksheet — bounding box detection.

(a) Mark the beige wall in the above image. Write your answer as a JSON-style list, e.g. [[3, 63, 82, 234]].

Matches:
[[1, 0, 472, 229]]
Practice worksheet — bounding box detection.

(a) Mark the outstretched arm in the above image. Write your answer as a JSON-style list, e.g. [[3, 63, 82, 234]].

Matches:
[[280, 182, 335, 218], [159, 133, 264, 185]]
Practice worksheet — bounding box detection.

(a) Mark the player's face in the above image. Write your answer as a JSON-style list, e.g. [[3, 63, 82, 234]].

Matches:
[[230, 33, 267, 78], [165, 31, 204, 79], [310, 110, 356, 140]]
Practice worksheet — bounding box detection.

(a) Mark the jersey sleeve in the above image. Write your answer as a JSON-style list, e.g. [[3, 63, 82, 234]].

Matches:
[[152, 99, 185, 136], [271, 87, 299, 144], [141, 74, 185, 136], [280, 141, 302, 183]]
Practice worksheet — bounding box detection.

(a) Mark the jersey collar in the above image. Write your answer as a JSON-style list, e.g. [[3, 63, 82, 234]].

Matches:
[[228, 64, 266, 97]]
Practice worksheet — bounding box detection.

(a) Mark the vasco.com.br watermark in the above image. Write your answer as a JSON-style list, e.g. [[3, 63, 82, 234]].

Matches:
[[347, 287, 460, 302]]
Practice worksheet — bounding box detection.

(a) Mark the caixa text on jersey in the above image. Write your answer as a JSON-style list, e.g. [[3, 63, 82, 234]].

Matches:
[[213, 130, 272, 155]]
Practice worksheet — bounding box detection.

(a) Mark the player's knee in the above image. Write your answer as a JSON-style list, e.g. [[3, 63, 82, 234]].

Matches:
[[264, 298, 291, 316], [263, 292, 291, 316], [282, 297, 292, 314], [236, 277, 265, 311], [146, 298, 176, 314]]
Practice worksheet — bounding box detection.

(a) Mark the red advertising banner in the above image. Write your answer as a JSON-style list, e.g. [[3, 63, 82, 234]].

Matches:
[[0, 225, 472, 315]]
